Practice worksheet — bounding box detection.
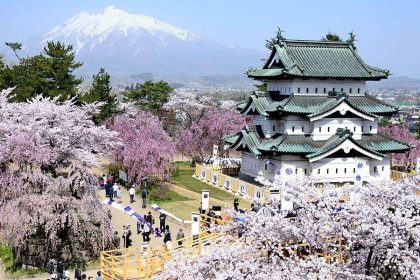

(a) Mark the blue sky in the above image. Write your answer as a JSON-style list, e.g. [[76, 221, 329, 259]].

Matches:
[[1, 0, 419, 77]]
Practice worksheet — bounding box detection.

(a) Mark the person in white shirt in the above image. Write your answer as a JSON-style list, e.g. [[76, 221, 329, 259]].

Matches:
[[129, 186, 135, 203], [113, 183, 119, 199]]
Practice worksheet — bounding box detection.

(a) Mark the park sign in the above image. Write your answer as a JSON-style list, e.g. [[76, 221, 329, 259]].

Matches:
[[119, 169, 128, 182]]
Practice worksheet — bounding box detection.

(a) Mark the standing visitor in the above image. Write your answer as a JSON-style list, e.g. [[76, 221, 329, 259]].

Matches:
[[113, 183, 118, 199], [234, 198, 240, 212], [49, 259, 55, 275], [136, 219, 141, 234], [146, 212, 154, 225], [117, 186, 122, 204], [129, 185, 135, 203], [163, 225, 171, 243], [75, 264, 82, 280], [143, 223, 151, 242], [122, 225, 127, 248], [141, 188, 147, 208], [159, 212, 166, 233], [96, 271, 101, 280], [176, 228, 185, 246], [56, 259, 63, 280], [126, 224, 132, 248]]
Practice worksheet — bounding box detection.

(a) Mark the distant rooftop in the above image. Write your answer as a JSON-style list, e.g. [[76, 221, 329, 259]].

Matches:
[[247, 39, 390, 80]]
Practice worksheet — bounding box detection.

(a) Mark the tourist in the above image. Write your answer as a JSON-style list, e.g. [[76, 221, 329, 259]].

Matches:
[[143, 223, 151, 242], [113, 231, 120, 248], [75, 264, 82, 280], [126, 224, 132, 248], [113, 183, 118, 199], [176, 228, 185, 246], [129, 185, 135, 203], [234, 198, 240, 212], [122, 225, 127, 248], [136, 219, 142, 234], [56, 259, 63, 280], [146, 212, 154, 225], [142, 215, 147, 229], [96, 271, 101, 280], [141, 188, 147, 208], [98, 178, 104, 189], [163, 225, 171, 243], [49, 259, 55, 275], [117, 186, 122, 204], [159, 212, 166, 232]]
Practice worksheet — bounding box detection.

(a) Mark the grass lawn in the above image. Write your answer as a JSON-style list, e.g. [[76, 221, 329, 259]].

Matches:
[[171, 161, 250, 208]]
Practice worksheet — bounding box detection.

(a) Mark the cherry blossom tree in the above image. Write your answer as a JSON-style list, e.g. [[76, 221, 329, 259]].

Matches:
[[156, 176, 420, 279], [0, 88, 117, 267], [176, 108, 245, 158], [379, 125, 420, 166], [110, 110, 175, 183]]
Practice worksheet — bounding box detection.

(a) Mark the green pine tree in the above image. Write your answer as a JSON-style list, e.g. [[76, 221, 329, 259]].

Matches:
[[42, 41, 83, 102], [2, 41, 83, 103], [124, 80, 172, 112], [82, 68, 120, 123]]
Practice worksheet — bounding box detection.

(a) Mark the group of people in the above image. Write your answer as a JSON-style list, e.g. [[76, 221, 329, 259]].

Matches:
[[119, 210, 186, 250], [49, 260, 90, 280], [100, 174, 124, 203]]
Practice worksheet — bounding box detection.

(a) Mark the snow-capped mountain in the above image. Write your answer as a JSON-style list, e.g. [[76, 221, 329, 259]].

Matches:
[[8, 6, 263, 76]]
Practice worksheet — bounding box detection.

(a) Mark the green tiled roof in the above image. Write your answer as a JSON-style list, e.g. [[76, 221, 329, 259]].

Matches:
[[358, 133, 414, 152], [247, 40, 389, 80], [240, 92, 398, 117], [228, 125, 411, 158], [223, 133, 241, 145], [305, 130, 385, 160]]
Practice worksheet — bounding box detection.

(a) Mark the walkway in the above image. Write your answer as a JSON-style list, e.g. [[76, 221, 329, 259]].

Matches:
[[98, 187, 190, 248]]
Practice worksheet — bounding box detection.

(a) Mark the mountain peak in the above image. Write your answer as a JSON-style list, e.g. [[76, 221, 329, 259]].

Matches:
[[41, 6, 195, 44], [102, 6, 126, 16]]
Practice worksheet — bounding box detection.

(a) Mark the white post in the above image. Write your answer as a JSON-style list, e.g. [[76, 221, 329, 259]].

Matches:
[[201, 190, 210, 212], [191, 212, 200, 238]]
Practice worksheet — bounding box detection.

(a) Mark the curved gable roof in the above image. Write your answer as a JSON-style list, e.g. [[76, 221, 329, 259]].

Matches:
[[248, 40, 389, 80]]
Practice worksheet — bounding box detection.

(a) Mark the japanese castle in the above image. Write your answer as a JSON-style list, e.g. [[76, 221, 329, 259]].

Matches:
[[225, 39, 411, 184]]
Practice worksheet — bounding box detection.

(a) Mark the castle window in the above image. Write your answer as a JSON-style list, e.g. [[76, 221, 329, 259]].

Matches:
[[328, 127, 330, 132], [323, 88, 326, 93], [332, 87, 335, 92], [315, 88, 318, 93], [292, 126, 295, 132], [327, 168, 329, 174], [304, 168, 307, 175], [317, 169, 320, 174], [353, 127, 356, 132], [341, 88, 344, 92], [336, 168, 338, 174], [295, 168, 298, 174], [349, 88, 352, 94], [361, 126, 364, 132], [382, 166, 384, 172], [344, 168, 347, 174], [297, 88, 301, 93], [302, 126, 304, 132], [370, 126, 372, 131], [353, 168, 356, 173], [374, 166, 377, 173], [306, 88, 309, 93], [319, 127, 322, 132], [358, 88, 361, 93], [273, 125, 275, 131]]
